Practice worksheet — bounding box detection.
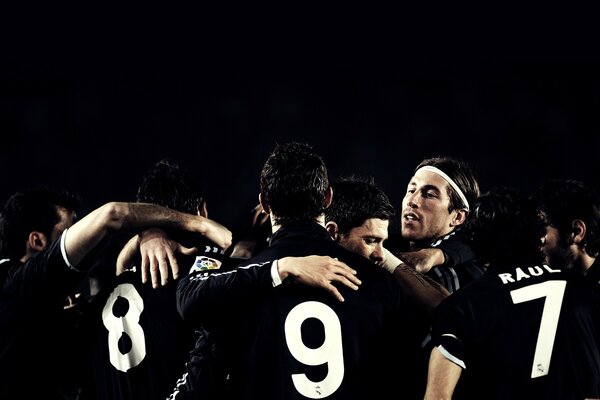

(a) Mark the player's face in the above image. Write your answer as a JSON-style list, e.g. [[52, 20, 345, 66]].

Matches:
[[337, 218, 389, 265], [401, 169, 457, 243], [540, 225, 575, 270], [50, 206, 77, 243]]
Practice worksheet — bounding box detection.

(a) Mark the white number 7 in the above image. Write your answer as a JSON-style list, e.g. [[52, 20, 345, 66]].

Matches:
[[510, 280, 566, 378]]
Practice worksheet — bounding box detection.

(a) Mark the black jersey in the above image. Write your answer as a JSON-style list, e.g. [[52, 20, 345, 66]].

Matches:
[[90, 242, 228, 400], [418, 230, 484, 394], [167, 327, 232, 400], [167, 253, 239, 400], [585, 258, 600, 286], [431, 264, 600, 399], [427, 229, 483, 294], [0, 232, 85, 399], [177, 221, 421, 400]]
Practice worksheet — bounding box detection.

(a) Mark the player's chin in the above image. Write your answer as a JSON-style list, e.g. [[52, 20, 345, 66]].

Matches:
[[400, 228, 420, 241]]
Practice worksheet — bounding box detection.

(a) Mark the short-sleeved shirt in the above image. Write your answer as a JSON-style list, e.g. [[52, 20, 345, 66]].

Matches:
[[177, 221, 422, 400], [428, 229, 483, 294], [89, 242, 229, 400], [431, 264, 600, 399], [0, 231, 84, 399]]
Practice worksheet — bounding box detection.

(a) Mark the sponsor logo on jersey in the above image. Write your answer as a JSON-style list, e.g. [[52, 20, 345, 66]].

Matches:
[[189, 256, 222, 274]]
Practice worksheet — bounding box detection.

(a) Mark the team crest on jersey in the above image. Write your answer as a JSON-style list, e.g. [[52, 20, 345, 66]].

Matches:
[[189, 255, 222, 273]]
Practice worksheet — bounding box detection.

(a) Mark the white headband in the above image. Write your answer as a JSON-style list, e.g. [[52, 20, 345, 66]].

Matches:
[[418, 165, 470, 211]]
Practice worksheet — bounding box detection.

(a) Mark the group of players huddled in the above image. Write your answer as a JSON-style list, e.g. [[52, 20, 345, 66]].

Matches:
[[2, 142, 600, 399]]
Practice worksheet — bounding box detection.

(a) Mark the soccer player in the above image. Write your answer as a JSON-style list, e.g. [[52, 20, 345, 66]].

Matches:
[[177, 142, 421, 399], [324, 176, 394, 265], [397, 156, 483, 294], [424, 186, 600, 399], [0, 184, 232, 399], [327, 176, 449, 313], [88, 158, 235, 400], [529, 179, 600, 281]]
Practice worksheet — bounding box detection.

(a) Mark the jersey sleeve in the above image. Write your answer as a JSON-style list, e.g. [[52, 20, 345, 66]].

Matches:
[[434, 231, 475, 268], [430, 295, 469, 369], [7, 233, 83, 303], [176, 256, 275, 327]]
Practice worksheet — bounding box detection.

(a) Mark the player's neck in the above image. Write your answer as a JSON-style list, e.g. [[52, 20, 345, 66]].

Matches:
[[270, 214, 325, 234]]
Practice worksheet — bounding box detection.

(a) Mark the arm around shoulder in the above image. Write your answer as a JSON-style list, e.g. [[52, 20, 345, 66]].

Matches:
[[63, 202, 232, 269]]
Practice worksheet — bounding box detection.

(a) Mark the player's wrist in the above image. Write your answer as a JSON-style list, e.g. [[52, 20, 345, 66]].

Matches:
[[381, 248, 401, 273]]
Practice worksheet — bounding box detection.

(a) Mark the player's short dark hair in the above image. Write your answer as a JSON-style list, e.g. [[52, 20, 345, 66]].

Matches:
[[0, 186, 81, 260], [136, 158, 204, 215], [466, 186, 544, 268], [326, 176, 395, 235], [136, 158, 207, 254], [260, 142, 329, 225]]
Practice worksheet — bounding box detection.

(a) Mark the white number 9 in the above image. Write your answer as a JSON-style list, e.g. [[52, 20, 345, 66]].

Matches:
[[285, 301, 344, 398]]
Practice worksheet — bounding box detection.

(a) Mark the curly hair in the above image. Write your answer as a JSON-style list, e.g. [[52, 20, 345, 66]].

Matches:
[[529, 179, 600, 258]]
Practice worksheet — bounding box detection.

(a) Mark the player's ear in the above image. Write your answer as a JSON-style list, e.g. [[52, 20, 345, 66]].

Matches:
[[450, 208, 468, 227], [324, 186, 333, 209], [259, 193, 270, 214], [325, 221, 339, 240], [198, 199, 208, 218], [28, 231, 48, 253], [571, 219, 586, 245]]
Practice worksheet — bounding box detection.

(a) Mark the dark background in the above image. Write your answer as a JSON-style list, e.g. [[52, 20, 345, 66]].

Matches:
[[2, 13, 599, 235]]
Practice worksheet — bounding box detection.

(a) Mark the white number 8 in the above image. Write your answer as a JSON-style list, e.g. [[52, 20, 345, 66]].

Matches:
[[285, 301, 344, 398], [102, 283, 146, 372]]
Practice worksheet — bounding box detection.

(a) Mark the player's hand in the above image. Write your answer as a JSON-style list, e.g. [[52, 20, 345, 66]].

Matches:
[[139, 228, 197, 288], [277, 255, 362, 302]]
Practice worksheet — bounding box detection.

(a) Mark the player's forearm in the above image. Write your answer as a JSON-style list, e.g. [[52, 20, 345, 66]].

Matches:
[[380, 248, 448, 313], [64, 202, 204, 267], [397, 248, 445, 273], [392, 264, 449, 313], [65, 202, 231, 265], [199, 218, 233, 250]]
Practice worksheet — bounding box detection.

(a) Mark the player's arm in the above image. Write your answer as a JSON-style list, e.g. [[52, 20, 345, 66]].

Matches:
[[433, 231, 476, 268], [425, 295, 468, 398], [386, 232, 475, 274], [380, 248, 449, 313], [63, 202, 231, 269], [115, 228, 199, 287], [395, 248, 445, 274], [276, 256, 361, 302], [177, 255, 361, 325], [424, 346, 462, 400]]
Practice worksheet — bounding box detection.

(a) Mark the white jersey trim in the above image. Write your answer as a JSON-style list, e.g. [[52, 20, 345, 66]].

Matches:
[[60, 228, 79, 272], [437, 344, 466, 370]]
